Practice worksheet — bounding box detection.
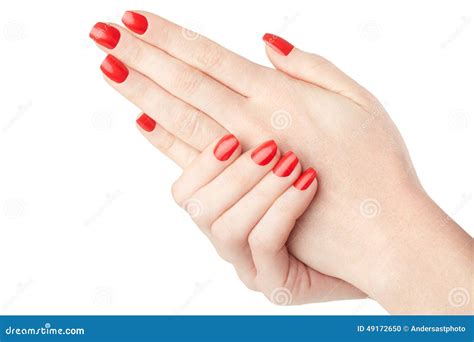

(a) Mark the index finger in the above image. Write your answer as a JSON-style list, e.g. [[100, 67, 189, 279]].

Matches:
[[120, 10, 269, 97]]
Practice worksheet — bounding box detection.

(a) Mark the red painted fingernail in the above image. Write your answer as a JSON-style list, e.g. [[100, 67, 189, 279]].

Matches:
[[262, 33, 294, 56], [273, 151, 298, 177], [213, 134, 240, 161], [100, 55, 129, 83], [294, 168, 317, 190], [251, 140, 278, 166], [89, 22, 120, 49], [136, 113, 156, 132], [122, 11, 148, 35]]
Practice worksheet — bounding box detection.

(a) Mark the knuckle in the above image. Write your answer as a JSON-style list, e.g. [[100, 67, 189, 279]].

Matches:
[[237, 275, 258, 292], [156, 24, 172, 48], [307, 53, 331, 72], [248, 232, 276, 254], [157, 132, 177, 152], [226, 165, 253, 188], [211, 217, 235, 248], [193, 43, 224, 71], [170, 180, 184, 206], [173, 109, 201, 140], [244, 282, 259, 292], [211, 214, 250, 263], [272, 199, 289, 216], [174, 69, 203, 95], [126, 44, 146, 67]]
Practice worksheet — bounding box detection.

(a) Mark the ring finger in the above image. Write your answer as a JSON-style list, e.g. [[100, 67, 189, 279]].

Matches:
[[100, 54, 227, 151]]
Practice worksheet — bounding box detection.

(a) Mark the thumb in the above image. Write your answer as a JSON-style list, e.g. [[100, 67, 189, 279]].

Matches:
[[262, 33, 374, 107]]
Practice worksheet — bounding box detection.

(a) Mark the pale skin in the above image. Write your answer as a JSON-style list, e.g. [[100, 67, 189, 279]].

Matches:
[[170, 135, 355, 305], [90, 11, 473, 314]]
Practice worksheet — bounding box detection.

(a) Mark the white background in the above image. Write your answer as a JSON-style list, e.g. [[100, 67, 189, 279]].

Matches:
[[0, 0, 472, 315]]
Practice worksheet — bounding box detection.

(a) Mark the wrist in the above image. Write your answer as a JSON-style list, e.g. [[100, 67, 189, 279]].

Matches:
[[358, 187, 472, 313]]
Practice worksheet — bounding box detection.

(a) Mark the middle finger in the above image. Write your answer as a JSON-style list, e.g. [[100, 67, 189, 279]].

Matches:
[[90, 22, 248, 130]]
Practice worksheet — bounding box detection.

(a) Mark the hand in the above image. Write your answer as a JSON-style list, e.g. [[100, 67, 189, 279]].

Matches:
[[90, 11, 472, 313], [169, 133, 364, 304]]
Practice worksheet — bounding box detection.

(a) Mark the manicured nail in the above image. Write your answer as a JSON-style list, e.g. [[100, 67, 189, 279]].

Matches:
[[89, 22, 120, 49], [262, 33, 294, 56], [251, 140, 278, 166], [294, 168, 317, 190], [273, 151, 298, 177], [122, 11, 148, 35], [213, 134, 240, 161], [100, 55, 129, 83], [136, 113, 156, 132]]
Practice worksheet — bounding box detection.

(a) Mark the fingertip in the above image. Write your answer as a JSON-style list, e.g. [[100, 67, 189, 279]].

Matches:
[[136, 113, 157, 132], [122, 10, 149, 35], [262, 33, 294, 56], [213, 134, 241, 162], [293, 167, 318, 191]]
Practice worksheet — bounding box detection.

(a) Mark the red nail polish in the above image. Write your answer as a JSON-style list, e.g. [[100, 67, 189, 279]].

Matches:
[[122, 11, 148, 35], [100, 55, 129, 83], [273, 151, 298, 177], [294, 168, 317, 190], [213, 134, 240, 161], [136, 113, 156, 132], [262, 33, 294, 56], [89, 22, 120, 49], [251, 140, 278, 166]]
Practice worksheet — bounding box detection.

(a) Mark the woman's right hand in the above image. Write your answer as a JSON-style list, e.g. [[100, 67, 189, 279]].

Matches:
[[90, 11, 473, 314], [166, 133, 364, 304]]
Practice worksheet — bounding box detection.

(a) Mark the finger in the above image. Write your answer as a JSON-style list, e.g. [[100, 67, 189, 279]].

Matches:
[[90, 22, 247, 128], [171, 134, 242, 206], [262, 33, 375, 107], [249, 168, 318, 290], [100, 54, 227, 151], [189, 139, 283, 232], [136, 113, 199, 168], [211, 150, 301, 281], [120, 11, 268, 97]]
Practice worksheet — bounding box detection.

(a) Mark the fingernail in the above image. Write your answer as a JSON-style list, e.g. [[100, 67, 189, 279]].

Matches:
[[294, 168, 317, 190], [136, 113, 156, 132], [262, 33, 294, 56], [89, 22, 120, 49], [100, 55, 129, 83], [213, 134, 240, 161], [273, 151, 298, 177], [251, 140, 278, 166], [122, 11, 148, 35]]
